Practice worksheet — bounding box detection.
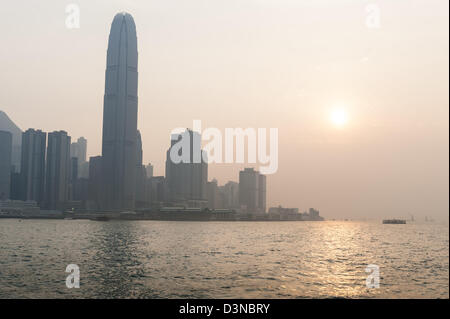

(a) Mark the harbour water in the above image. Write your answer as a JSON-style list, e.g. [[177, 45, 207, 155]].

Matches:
[[0, 219, 448, 298]]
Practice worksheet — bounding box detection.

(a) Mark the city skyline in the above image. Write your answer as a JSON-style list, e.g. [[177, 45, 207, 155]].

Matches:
[[0, 0, 448, 219], [0, 2, 448, 303]]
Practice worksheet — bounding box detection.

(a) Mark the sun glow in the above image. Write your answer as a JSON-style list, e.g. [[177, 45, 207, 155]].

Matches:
[[330, 108, 349, 128]]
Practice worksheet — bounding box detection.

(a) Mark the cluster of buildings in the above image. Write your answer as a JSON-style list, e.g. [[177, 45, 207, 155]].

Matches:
[[0, 12, 322, 221], [0, 127, 269, 215]]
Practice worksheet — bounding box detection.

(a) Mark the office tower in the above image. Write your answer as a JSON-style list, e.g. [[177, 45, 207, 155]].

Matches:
[[69, 157, 78, 200], [20, 129, 47, 205], [74, 177, 89, 201], [135, 130, 147, 207], [45, 131, 71, 210], [70, 137, 87, 163], [147, 176, 167, 205], [145, 163, 153, 178], [220, 181, 239, 209], [0, 130, 12, 200], [70, 137, 88, 178], [239, 168, 266, 213], [207, 179, 219, 209], [9, 171, 21, 200], [258, 174, 266, 213], [88, 156, 102, 210], [74, 177, 89, 202], [101, 12, 139, 211], [165, 129, 208, 206], [0, 111, 22, 172]]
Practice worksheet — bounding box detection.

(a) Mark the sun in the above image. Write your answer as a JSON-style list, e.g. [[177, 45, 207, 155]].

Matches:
[[330, 108, 349, 128]]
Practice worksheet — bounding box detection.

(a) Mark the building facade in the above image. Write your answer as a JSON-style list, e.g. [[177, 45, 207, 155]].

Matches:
[[70, 137, 88, 178], [165, 129, 208, 206], [45, 131, 71, 210], [101, 12, 139, 210], [88, 156, 103, 210], [220, 181, 239, 210], [0, 130, 12, 200], [20, 129, 47, 205], [239, 168, 266, 213]]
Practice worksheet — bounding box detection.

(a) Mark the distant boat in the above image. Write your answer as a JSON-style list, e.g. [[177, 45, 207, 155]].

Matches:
[[383, 219, 406, 224]]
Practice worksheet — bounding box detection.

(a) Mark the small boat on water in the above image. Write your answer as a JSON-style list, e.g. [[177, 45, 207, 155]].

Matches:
[[383, 219, 406, 224]]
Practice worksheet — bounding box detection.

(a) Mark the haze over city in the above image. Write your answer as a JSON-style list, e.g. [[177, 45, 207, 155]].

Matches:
[[0, 0, 448, 219]]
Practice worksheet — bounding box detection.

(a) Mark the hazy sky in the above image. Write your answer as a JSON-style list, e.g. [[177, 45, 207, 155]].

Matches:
[[0, 0, 448, 219]]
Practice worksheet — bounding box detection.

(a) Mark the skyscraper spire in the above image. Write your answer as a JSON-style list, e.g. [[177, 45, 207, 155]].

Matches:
[[101, 12, 139, 210]]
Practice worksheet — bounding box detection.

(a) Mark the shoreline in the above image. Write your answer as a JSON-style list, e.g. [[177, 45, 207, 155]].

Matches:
[[0, 214, 325, 222]]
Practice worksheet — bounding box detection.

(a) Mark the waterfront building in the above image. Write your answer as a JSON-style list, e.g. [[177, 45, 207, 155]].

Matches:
[[20, 129, 46, 205], [165, 129, 208, 206], [45, 131, 71, 210], [0, 130, 12, 200], [239, 168, 266, 213]]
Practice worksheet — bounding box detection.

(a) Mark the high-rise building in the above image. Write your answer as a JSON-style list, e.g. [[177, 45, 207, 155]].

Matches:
[[0, 130, 12, 200], [70, 137, 87, 163], [45, 131, 71, 210], [165, 129, 208, 206], [135, 130, 147, 207], [69, 157, 78, 200], [9, 171, 21, 200], [20, 129, 46, 205], [70, 137, 88, 178], [145, 163, 154, 178], [146, 176, 167, 205], [220, 181, 239, 209], [258, 174, 266, 213], [88, 156, 102, 210], [239, 168, 266, 213], [101, 12, 139, 211], [207, 179, 219, 209], [0, 111, 22, 172]]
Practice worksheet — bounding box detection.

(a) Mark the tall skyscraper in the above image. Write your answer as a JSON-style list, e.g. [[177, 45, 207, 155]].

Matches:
[[45, 131, 71, 210], [101, 12, 139, 211], [239, 168, 266, 213], [165, 129, 208, 206], [20, 129, 46, 205], [0, 130, 12, 200]]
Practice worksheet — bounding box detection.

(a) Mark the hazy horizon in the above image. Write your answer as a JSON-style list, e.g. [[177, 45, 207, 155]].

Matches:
[[0, 0, 448, 219]]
